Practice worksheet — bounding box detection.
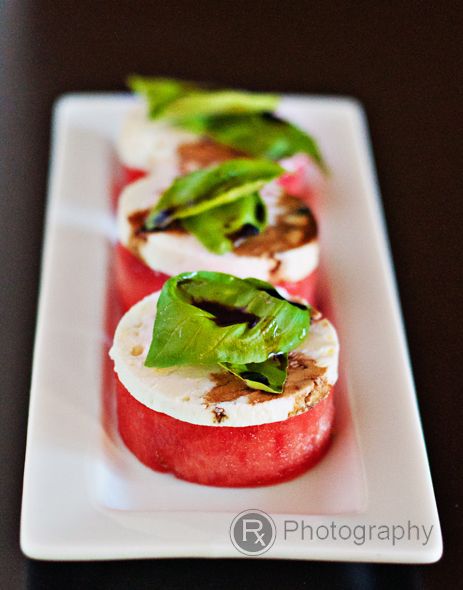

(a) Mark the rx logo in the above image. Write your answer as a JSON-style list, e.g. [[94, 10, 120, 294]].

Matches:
[[230, 509, 276, 556]]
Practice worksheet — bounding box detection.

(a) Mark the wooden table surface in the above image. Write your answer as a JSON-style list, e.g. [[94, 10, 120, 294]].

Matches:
[[1, 3, 461, 588]]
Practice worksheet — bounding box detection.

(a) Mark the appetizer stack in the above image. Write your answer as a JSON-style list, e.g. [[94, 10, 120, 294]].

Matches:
[[109, 77, 339, 487]]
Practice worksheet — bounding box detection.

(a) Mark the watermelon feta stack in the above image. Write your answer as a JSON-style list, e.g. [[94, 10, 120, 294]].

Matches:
[[113, 76, 326, 206], [115, 158, 320, 311], [110, 271, 339, 487]]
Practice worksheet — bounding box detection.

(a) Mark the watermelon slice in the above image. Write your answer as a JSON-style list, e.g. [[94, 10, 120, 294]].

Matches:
[[116, 377, 334, 487], [114, 243, 170, 311], [115, 243, 318, 311]]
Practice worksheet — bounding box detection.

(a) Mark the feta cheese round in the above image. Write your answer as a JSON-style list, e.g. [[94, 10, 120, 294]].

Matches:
[[116, 103, 197, 182], [109, 292, 339, 427], [117, 176, 319, 283]]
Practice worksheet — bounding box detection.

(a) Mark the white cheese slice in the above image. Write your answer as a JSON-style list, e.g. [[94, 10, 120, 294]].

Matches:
[[109, 292, 339, 427], [118, 176, 319, 283], [116, 103, 197, 181]]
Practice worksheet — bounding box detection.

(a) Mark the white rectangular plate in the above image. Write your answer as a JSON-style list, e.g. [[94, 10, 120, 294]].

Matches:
[[21, 94, 441, 562]]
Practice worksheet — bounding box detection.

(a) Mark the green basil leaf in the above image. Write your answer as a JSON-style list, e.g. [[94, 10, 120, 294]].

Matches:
[[128, 76, 278, 120], [144, 159, 282, 230], [243, 277, 311, 311], [182, 193, 267, 254], [127, 76, 195, 118], [145, 272, 310, 383], [161, 90, 279, 121], [220, 353, 288, 394], [183, 112, 325, 169]]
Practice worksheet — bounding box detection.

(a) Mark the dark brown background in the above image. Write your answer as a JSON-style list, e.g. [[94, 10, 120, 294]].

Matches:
[[1, 2, 462, 588]]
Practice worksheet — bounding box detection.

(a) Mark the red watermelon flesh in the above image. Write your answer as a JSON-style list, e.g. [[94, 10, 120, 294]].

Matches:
[[116, 377, 334, 487], [115, 243, 318, 312]]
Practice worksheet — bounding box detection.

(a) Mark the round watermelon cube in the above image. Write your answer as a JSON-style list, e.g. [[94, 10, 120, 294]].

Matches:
[[116, 377, 335, 487]]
